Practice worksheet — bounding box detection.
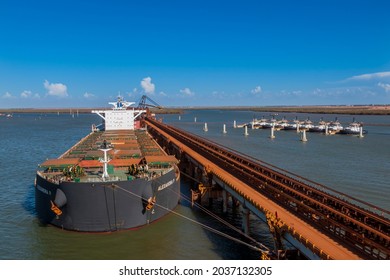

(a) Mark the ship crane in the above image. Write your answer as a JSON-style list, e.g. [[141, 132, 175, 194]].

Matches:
[[138, 95, 163, 109]]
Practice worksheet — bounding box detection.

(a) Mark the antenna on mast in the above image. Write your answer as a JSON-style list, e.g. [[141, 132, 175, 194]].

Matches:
[[99, 140, 112, 181]]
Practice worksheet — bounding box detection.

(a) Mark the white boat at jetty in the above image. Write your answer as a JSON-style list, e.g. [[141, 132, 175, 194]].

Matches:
[[327, 118, 343, 134], [258, 114, 281, 130], [309, 118, 327, 133], [300, 118, 314, 130], [236, 116, 368, 136], [284, 117, 300, 130], [278, 117, 291, 130], [339, 119, 367, 135], [255, 117, 270, 129]]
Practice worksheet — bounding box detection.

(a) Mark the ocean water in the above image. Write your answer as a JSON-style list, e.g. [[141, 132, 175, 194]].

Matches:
[[0, 111, 389, 260]]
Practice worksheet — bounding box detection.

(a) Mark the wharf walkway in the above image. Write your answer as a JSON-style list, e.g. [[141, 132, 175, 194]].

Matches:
[[145, 117, 390, 260]]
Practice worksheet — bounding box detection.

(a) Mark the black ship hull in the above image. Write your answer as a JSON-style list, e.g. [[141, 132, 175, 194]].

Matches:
[[35, 169, 180, 232]]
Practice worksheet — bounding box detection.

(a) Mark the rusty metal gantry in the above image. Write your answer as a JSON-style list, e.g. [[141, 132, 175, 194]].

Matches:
[[145, 117, 390, 260]]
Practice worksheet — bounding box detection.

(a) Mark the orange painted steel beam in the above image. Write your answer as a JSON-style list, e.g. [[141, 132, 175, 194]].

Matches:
[[146, 119, 362, 260], [147, 117, 390, 258]]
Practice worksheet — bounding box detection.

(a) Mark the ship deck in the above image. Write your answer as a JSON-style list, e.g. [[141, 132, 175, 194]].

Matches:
[[38, 129, 178, 184]]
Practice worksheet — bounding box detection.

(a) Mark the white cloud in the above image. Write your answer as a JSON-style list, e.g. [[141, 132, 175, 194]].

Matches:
[[83, 92, 95, 98], [211, 90, 243, 100], [140, 77, 155, 94], [126, 88, 139, 99], [179, 88, 194, 97], [312, 88, 327, 97], [251, 86, 262, 94], [21, 90, 32, 98], [275, 89, 303, 98], [291, 90, 303, 96], [159, 91, 167, 97], [310, 86, 377, 99], [211, 91, 225, 99], [313, 88, 322, 94], [43, 80, 68, 97], [18, 90, 40, 99], [2, 92, 13, 98], [378, 82, 390, 92], [346, 71, 390, 81]]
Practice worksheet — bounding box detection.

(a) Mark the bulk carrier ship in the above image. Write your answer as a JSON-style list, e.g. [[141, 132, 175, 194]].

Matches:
[[35, 97, 180, 232]]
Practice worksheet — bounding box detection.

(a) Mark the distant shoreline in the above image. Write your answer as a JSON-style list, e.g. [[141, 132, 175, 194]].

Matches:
[[0, 107, 183, 115], [188, 105, 390, 115], [1, 105, 390, 115]]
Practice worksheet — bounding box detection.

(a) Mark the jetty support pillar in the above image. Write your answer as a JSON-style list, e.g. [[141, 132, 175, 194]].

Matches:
[[244, 126, 249, 136], [301, 129, 308, 142], [222, 189, 228, 213], [242, 206, 250, 235], [359, 126, 364, 138], [270, 125, 275, 139]]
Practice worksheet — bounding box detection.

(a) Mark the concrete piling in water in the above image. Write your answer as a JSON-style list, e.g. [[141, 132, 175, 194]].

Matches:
[[194, 117, 197, 123], [359, 126, 364, 138], [223, 124, 227, 134], [270, 125, 276, 139], [232, 197, 239, 209], [203, 122, 208, 132], [301, 129, 308, 142], [325, 125, 329, 135], [222, 189, 228, 213], [244, 126, 249, 136], [233, 120, 237, 128], [242, 207, 250, 235]]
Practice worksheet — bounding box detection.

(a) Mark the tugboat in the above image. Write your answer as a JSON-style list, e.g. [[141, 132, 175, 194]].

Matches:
[[300, 118, 314, 130], [327, 118, 343, 134], [35, 96, 180, 232], [339, 118, 367, 135], [309, 118, 327, 133], [284, 117, 300, 131], [254, 116, 270, 129]]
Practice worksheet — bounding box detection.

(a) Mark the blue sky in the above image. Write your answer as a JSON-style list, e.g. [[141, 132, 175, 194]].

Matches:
[[1, 0, 390, 108]]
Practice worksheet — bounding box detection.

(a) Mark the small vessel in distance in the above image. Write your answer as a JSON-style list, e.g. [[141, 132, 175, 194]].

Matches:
[[327, 118, 343, 134], [309, 118, 327, 133], [339, 118, 367, 135], [35, 96, 180, 232], [237, 116, 368, 136]]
